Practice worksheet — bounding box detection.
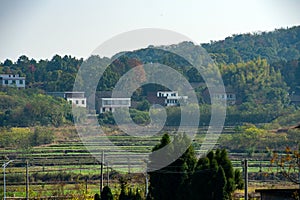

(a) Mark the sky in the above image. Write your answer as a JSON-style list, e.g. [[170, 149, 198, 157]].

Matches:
[[0, 0, 299, 62]]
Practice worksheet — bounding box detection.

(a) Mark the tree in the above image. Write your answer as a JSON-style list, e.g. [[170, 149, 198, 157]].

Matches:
[[271, 146, 300, 185], [190, 149, 243, 200], [148, 133, 196, 200], [148, 134, 243, 200], [94, 193, 101, 200], [136, 100, 150, 111], [118, 175, 130, 200], [133, 188, 142, 200], [101, 186, 114, 200], [3, 59, 13, 66], [32, 127, 54, 146], [0, 88, 73, 127]]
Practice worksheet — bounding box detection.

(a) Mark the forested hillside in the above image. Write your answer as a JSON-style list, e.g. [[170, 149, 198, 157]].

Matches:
[[1, 26, 300, 127], [202, 26, 300, 64], [0, 88, 72, 127]]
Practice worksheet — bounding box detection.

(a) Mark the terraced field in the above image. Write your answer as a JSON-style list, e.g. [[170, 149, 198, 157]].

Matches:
[[0, 126, 289, 198]]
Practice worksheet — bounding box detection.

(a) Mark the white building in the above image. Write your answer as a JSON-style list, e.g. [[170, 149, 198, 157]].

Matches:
[[99, 98, 131, 113], [64, 92, 87, 108], [96, 91, 131, 113], [157, 91, 188, 106], [0, 74, 25, 88], [202, 87, 236, 105]]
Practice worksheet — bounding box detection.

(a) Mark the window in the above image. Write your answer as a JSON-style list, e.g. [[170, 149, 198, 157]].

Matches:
[[12, 80, 16, 84], [82, 100, 85, 105], [76, 100, 79, 104], [122, 100, 129, 105], [103, 100, 108, 105], [69, 100, 72, 104], [4, 80, 8, 84], [19, 80, 23, 84]]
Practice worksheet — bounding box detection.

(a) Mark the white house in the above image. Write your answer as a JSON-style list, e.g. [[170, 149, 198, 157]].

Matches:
[[0, 74, 25, 88], [99, 98, 131, 113], [64, 92, 87, 108], [157, 91, 188, 106], [96, 91, 131, 113], [202, 87, 236, 105]]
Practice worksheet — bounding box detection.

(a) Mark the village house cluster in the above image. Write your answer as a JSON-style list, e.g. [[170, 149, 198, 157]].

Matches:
[[2, 73, 300, 112]]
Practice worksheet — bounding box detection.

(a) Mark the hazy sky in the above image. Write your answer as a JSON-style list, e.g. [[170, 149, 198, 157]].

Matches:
[[0, 0, 299, 62]]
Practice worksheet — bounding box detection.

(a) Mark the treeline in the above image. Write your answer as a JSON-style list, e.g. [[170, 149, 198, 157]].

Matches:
[[98, 104, 295, 126], [202, 26, 300, 64]]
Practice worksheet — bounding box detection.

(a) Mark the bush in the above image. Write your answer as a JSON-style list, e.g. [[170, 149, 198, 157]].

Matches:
[[32, 127, 54, 146]]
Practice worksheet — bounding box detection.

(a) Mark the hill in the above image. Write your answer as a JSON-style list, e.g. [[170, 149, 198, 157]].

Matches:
[[202, 26, 300, 64], [0, 26, 300, 127]]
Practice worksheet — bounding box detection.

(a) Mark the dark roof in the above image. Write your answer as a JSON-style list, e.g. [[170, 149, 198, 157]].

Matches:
[[96, 91, 130, 98], [255, 189, 299, 194], [203, 86, 235, 94], [291, 95, 300, 102]]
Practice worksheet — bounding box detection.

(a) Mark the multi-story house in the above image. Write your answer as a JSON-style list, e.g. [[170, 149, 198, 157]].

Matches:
[[0, 74, 25, 88]]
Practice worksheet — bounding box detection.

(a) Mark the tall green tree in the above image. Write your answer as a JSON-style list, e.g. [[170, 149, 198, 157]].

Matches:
[[190, 149, 243, 200], [148, 133, 196, 200]]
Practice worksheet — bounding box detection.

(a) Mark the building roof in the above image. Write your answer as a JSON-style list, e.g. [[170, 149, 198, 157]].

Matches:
[[294, 124, 300, 129], [0, 76, 25, 80], [291, 95, 300, 102], [101, 97, 130, 100], [96, 91, 130, 98], [203, 86, 235, 94], [64, 91, 85, 94], [255, 188, 300, 194]]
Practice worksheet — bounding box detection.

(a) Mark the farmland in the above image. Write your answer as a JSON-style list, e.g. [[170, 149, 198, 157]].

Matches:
[[1, 125, 298, 199]]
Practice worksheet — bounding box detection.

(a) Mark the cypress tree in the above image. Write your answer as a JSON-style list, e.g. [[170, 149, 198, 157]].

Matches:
[[101, 186, 114, 200]]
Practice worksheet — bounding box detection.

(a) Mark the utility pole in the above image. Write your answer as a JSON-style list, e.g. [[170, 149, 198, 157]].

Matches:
[[85, 177, 88, 195], [106, 162, 109, 186], [26, 160, 29, 200], [145, 172, 149, 198], [144, 160, 149, 198], [244, 159, 248, 200], [2, 160, 14, 200], [100, 151, 104, 193]]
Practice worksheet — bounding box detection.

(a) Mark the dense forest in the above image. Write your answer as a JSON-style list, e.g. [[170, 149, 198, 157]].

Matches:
[[202, 26, 300, 64], [1, 26, 300, 127]]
